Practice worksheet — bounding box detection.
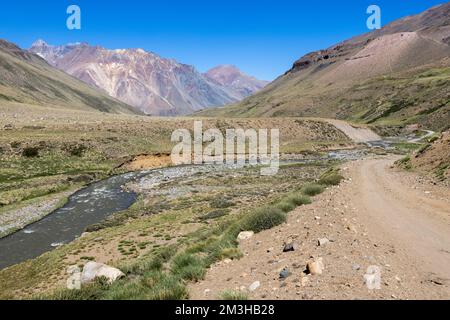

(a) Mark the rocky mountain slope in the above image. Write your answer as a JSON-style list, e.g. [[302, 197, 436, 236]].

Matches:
[[204, 65, 268, 99], [199, 3, 450, 131], [400, 130, 450, 184], [30, 42, 268, 116], [0, 39, 138, 115]]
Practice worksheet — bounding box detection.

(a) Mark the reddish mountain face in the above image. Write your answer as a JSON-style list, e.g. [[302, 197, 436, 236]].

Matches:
[[204, 65, 269, 98], [30, 42, 268, 116]]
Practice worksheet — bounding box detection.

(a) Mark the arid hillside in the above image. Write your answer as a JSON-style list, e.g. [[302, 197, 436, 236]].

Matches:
[[399, 130, 450, 183], [0, 40, 138, 115], [197, 3, 450, 131]]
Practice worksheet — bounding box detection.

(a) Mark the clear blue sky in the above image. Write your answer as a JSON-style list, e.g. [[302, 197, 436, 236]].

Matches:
[[0, 0, 447, 80]]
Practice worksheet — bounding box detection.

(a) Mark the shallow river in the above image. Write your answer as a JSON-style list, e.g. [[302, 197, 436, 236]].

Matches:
[[0, 149, 373, 270]]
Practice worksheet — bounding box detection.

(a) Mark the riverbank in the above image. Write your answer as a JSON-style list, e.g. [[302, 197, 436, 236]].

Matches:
[[0, 189, 75, 238]]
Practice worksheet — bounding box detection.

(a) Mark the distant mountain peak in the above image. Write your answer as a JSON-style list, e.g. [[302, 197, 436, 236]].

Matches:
[[30, 41, 268, 116], [204, 65, 269, 97]]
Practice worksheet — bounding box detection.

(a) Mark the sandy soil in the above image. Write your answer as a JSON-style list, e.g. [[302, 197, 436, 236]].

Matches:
[[189, 156, 450, 300]]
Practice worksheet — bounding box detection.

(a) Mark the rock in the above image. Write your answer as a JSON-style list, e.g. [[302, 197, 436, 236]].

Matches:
[[237, 231, 254, 241], [307, 258, 325, 275], [81, 262, 125, 284], [352, 264, 361, 271], [248, 281, 261, 292], [267, 247, 274, 253], [204, 289, 211, 296], [318, 238, 329, 246], [283, 242, 299, 252], [347, 224, 358, 233], [223, 258, 232, 264], [4, 124, 14, 130], [279, 267, 291, 279]]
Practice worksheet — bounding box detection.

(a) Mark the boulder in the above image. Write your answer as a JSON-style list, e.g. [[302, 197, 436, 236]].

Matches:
[[81, 261, 125, 284], [237, 231, 254, 241], [307, 257, 325, 275]]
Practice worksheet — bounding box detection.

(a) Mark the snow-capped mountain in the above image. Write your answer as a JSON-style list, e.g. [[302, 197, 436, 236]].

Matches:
[[30, 41, 268, 116]]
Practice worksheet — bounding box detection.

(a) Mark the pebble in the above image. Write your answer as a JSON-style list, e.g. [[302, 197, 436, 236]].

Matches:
[[279, 267, 291, 279], [318, 238, 330, 246], [248, 281, 261, 292], [283, 242, 299, 252]]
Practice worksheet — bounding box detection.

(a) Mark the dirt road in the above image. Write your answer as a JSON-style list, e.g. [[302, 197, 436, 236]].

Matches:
[[352, 157, 450, 282], [325, 119, 381, 143], [189, 156, 450, 300]]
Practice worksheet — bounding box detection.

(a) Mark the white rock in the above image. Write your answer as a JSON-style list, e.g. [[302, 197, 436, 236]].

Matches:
[[81, 261, 125, 284], [237, 231, 254, 241], [318, 238, 330, 246], [248, 281, 261, 292], [307, 258, 325, 275]]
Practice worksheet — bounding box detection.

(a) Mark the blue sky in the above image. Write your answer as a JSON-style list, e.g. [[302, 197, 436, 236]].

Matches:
[[0, 0, 447, 80]]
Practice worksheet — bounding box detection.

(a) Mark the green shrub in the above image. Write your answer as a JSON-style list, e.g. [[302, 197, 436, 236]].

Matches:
[[105, 271, 188, 300], [171, 253, 205, 281], [199, 209, 229, 221], [22, 147, 39, 158], [285, 194, 312, 206], [276, 200, 296, 213], [301, 183, 325, 196], [220, 290, 248, 300], [240, 207, 286, 233], [210, 198, 235, 209], [218, 247, 243, 260], [319, 168, 344, 186]]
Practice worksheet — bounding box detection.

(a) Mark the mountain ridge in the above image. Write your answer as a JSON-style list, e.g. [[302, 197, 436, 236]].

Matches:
[[0, 39, 139, 115], [197, 3, 450, 131], [30, 41, 268, 116]]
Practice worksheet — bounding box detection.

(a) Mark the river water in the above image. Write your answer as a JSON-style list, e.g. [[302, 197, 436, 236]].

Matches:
[[0, 149, 375, 270]]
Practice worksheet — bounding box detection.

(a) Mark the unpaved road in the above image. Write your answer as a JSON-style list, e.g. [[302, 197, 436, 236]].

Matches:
[[325, 119, 381, 143], [190, 156, 450, 300], [352, 157, 450, 282]]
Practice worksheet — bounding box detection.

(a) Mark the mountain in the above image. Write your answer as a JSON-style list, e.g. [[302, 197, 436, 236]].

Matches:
[[30, 42, 268, 116], [199, 3, 450, 131], [0, 39, 138, 115], [204, 65, 269, 99]]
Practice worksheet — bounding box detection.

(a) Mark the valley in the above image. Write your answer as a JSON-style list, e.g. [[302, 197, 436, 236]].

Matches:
[[0, 1, 449, 303]]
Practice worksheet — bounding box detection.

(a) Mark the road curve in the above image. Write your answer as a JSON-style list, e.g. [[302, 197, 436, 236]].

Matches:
[[351, 157, 450, 282]]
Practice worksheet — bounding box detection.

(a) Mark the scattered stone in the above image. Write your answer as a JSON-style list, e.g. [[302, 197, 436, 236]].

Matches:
[[307, 257, 325, 275], [283, 242, 299, 252], [238, 231, 254, 241], [249, 281, 261, 292], [267, 247, 274, 253], [318, 238, 330, 246], [279, 267, 291, 279], [223, 258, 232, 264], [204, 289, 211, 296], [81, 262, 125, 284], [352, 264, 361, 271]]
